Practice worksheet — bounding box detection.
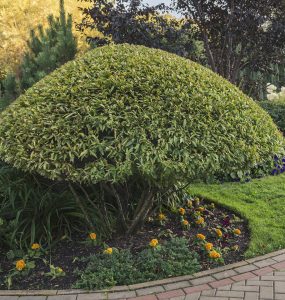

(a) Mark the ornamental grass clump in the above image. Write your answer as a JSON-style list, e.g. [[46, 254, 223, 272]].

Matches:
[[0, 44, 284, 234]]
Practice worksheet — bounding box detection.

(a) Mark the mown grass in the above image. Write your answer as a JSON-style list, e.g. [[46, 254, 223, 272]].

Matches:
[[189, 174, 285, 258]]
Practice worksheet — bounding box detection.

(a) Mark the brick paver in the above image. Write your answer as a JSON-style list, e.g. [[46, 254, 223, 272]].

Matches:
[[1, 249, 285, 300]]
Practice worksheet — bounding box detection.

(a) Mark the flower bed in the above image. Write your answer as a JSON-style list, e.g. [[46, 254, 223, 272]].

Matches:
[[0, 197, 248, 290]]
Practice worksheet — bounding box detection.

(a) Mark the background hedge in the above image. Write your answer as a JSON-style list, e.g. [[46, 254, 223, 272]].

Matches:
[[259, 100, 285, 135]]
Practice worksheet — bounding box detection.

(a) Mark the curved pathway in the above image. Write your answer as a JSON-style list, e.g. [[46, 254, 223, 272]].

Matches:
[[1, 249, 285, 300]]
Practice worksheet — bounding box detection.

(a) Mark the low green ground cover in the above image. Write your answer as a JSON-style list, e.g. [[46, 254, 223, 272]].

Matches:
[[190, 174, 285, 258]]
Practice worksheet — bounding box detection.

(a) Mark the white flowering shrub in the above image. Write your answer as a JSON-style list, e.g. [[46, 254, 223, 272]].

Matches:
[[267, 83, 285, 101]]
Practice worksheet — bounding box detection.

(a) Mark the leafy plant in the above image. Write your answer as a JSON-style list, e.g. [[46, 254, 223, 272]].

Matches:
[[136, 238, 200, 281], [45, 264, 66, 280], [0, 163, 113, 248], [74, 237, 200, 290], [5, 258, 35, 289], [260, 99, 285, 134], [74, 248, 137, 289], [0, 44, 284, 234]]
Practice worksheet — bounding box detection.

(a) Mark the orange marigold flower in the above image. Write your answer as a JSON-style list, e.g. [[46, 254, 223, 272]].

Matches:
[[233, 228, 241, 235], [204, 242, 213, 251], [209, 250, 221, 259], [16, 259, 26, 271], [89, 232, 97, 240], [196, 233, 206, 240], [178, 208, 186, 215], [182, 219, 189, 226], [31, 243, 41, 250], [215, 228, 223, 238], [149, 239, 159, 247], [196, 217, 205, 225]]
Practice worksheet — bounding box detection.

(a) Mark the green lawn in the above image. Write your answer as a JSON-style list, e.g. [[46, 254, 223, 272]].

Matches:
[[190, 174, 285, 258]]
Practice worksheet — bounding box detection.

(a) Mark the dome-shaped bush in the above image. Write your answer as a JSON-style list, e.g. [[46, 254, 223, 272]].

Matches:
[[0, 44, 284, 233], [0, 43, 283, 182]]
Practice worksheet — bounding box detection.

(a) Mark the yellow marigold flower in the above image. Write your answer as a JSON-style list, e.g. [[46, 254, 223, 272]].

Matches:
[[178, 207, 185, 215], [103, 247, 113, 255], [197, 206, 205, 212], [196, 217, 205, 225], [89, 232, 97, 240], [209, 250, 221, 259], [31, 243, 41, 250], [182, 219, 189, 226], [187, 200, 193, 207], [16, 259, 26, 271], [205, 242, 213, 251], [233, 228, 241, 235], [196, 233, 206, 240], [158, 213, 166, 221], [215, 228, 223, 238], [149, 239, 159, 247]]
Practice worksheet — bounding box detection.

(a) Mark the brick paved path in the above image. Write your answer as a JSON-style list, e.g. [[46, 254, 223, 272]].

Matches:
[[1, 249, 285, 300]]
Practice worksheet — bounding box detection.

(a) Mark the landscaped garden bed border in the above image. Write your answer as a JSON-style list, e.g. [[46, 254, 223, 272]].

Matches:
[[1, 248, 285, 299]]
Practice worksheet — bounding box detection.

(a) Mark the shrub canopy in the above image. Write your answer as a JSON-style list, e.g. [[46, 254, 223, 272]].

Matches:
[[0, 44, 284, 185]]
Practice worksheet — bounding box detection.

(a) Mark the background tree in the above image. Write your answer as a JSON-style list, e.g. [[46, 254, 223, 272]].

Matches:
[[0, 0, 89, 74], [0, 0, 78, 106], [20, 0, 77, 91], [77, 0, 205, 62], [172, 0, 285, 98]]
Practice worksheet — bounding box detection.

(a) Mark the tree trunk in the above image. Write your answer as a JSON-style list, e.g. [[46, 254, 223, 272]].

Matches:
[[126, 189, 154, 235]]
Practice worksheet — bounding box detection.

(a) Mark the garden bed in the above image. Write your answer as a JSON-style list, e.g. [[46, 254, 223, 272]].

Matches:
[[190, 174, 285, 257], [0, 197, 249, 290]]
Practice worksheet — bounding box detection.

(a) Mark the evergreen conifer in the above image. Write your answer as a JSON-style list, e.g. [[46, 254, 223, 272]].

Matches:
[[0, 0, 77, 107]]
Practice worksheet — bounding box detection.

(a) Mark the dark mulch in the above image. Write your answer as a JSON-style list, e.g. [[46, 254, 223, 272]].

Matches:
[[0, 198, 249, 290]]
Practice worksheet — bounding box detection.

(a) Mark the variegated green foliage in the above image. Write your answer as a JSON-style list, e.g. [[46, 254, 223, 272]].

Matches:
[[0, 44, 284, 185]]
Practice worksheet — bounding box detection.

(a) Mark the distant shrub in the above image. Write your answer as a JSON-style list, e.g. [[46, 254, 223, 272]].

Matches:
[[266, 83, 285, 102], [0, 44, 284, 234], [260, 100, 285, 134]]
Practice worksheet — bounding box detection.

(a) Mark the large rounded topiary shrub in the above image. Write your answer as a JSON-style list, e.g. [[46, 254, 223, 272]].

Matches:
[[0, 44, 284, 233]]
